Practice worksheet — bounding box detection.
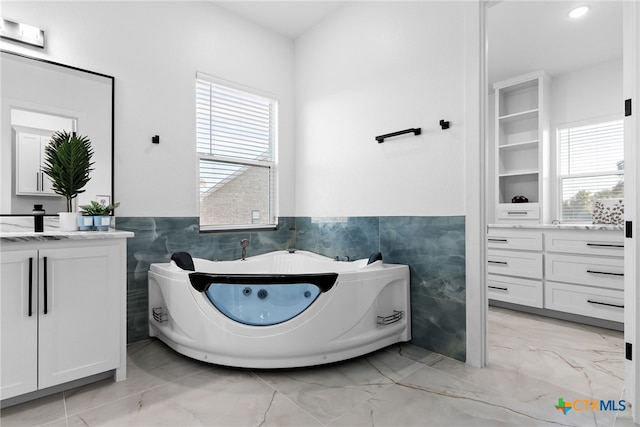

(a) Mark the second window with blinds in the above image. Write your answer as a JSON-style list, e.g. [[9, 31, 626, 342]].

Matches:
[[558, 117, 624, 222], [196, 74, 278, 230]]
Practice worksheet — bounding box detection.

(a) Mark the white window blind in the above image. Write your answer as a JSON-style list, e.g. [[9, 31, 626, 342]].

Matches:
[[558, 119, 624, 222], [196, 75, 277, 230]]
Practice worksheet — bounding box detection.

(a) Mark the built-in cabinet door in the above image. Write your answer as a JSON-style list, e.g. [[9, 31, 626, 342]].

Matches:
[[0, 250, 38, 400], [37, 244, 120, 389], [39, 136, 54, 194], [16, 133, 42, 195], [16, 132, 56, 196]]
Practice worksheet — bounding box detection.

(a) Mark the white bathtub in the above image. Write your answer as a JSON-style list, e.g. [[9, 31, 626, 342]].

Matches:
[[148, 250, 411, 368]]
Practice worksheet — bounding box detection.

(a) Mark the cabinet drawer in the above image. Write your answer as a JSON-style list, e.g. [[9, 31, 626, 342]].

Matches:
[[545, 254, 624, 290], [496, 204, 539, 221], [487, 249, 542, 279], [545, 281, 624, 323], [544, 230, 624, 256], [487, 228, 542, 251], [487, 274, 542, 308]]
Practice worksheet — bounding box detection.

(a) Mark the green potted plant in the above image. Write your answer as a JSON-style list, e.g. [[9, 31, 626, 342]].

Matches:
[[79, 200, 120, 231], [42, 130, 94, 231]]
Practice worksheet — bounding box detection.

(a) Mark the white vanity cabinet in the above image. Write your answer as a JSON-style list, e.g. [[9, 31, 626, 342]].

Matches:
[[487, 226, 624, 324], [544, 230, 624, 323], [487, 228, 543, 307], [0, 235, 130, 402]]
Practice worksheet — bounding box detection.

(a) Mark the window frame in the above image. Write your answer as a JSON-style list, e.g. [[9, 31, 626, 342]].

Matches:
[[556, 115, 624, 223], [196, 72, 278, 232]]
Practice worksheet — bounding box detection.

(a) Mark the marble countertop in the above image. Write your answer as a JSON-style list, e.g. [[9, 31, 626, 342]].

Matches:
[[1, 230, 134, 243], [488, 223, 624, 231]]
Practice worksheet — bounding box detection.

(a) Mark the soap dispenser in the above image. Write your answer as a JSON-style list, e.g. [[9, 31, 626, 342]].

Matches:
[[33, 204, 45, 232]]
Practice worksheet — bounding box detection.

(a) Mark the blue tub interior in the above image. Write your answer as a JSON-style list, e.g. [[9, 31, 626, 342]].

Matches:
[[205, 283, 322, 326]]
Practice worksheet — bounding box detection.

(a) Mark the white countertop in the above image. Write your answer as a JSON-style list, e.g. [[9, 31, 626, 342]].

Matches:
[[1, 230, 134, 243], [488, 223, 624, 231]]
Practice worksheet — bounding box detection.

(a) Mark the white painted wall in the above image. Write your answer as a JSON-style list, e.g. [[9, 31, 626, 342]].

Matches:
[[550, 59, 623, 128], [0, 1, 296, 217], [294, 1, 466, 217]]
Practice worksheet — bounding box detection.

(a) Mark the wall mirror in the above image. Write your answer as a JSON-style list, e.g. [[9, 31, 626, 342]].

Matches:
[[487, 1, 623, 224], [0, 50, 114, 215]]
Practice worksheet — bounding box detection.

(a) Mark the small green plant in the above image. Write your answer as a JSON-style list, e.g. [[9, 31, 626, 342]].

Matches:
[[79, 200, 120, 216], [42, 131, 95, 212]]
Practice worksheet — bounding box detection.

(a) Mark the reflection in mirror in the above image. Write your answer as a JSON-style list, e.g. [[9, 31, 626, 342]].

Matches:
[[0, 50, 114, 215], [12, 109, 76, 213], [487, 1, 623, 224]]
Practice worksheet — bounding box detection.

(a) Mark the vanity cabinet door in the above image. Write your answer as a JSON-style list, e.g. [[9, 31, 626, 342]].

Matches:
[[37, 243, 121, 389], [0, 250, 39, 400]]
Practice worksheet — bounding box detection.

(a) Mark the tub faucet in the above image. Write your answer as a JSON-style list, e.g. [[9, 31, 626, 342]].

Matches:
[[240, 239, 250, 261]]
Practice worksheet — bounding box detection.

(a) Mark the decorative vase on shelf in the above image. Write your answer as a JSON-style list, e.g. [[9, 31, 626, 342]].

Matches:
[[59, 212, 79, 231]]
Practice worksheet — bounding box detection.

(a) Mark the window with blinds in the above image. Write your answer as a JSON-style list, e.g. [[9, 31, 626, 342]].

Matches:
[[558, 118, 624, 222], [196, 74, 277, 230]]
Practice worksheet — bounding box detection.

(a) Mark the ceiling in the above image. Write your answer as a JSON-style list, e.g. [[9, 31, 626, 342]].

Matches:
[[212, 1, 346, 39], [488, 1, 622, 86], [211, 1, 622, 84]]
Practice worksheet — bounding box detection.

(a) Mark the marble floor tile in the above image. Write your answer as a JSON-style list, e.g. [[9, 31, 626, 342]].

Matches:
[[0, 393, 66, 427], [330, 365, 576, 427], [66, 368, 319, 427], [254, 349, 424, 424], [1, 307, 632, 426], [63, 339, 210, 416], [488, 306, 624, 399], [385, 342, 446, 366], [426, 355, 618, 427]]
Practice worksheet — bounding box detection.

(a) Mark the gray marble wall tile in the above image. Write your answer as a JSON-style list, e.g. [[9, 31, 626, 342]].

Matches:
[[379, 216, 466, 361], [410, 294, 466, 362], [294, 216, 379, 260], [380, 216, 465, 303]]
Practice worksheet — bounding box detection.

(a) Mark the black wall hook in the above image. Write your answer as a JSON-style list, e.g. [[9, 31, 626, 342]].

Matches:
[[439, 120, 450, 130], [152, 135, 160, 144]]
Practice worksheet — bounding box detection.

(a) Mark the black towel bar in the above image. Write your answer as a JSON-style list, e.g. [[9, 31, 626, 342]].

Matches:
[[375, 128, 421, 143]]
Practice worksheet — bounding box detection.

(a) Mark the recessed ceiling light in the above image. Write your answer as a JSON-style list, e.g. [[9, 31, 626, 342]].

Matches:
[[569, 5, 590, 19]]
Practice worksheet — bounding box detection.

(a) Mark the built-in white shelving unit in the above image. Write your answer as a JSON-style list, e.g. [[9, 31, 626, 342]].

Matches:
[[493, 71, 550, 223]]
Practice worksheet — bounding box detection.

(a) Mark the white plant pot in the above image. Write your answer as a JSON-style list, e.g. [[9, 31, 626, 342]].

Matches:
[[58, 212, 79, 231]]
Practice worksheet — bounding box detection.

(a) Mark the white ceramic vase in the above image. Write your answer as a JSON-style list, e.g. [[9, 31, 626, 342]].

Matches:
[[58, 212, 79, 231]]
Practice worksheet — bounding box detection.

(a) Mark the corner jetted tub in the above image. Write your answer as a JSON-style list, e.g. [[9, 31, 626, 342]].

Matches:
[[148, 250, 411, 368]]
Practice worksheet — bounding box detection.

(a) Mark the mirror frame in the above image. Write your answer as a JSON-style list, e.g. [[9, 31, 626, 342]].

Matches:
[[0, 49, 114, 216]]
